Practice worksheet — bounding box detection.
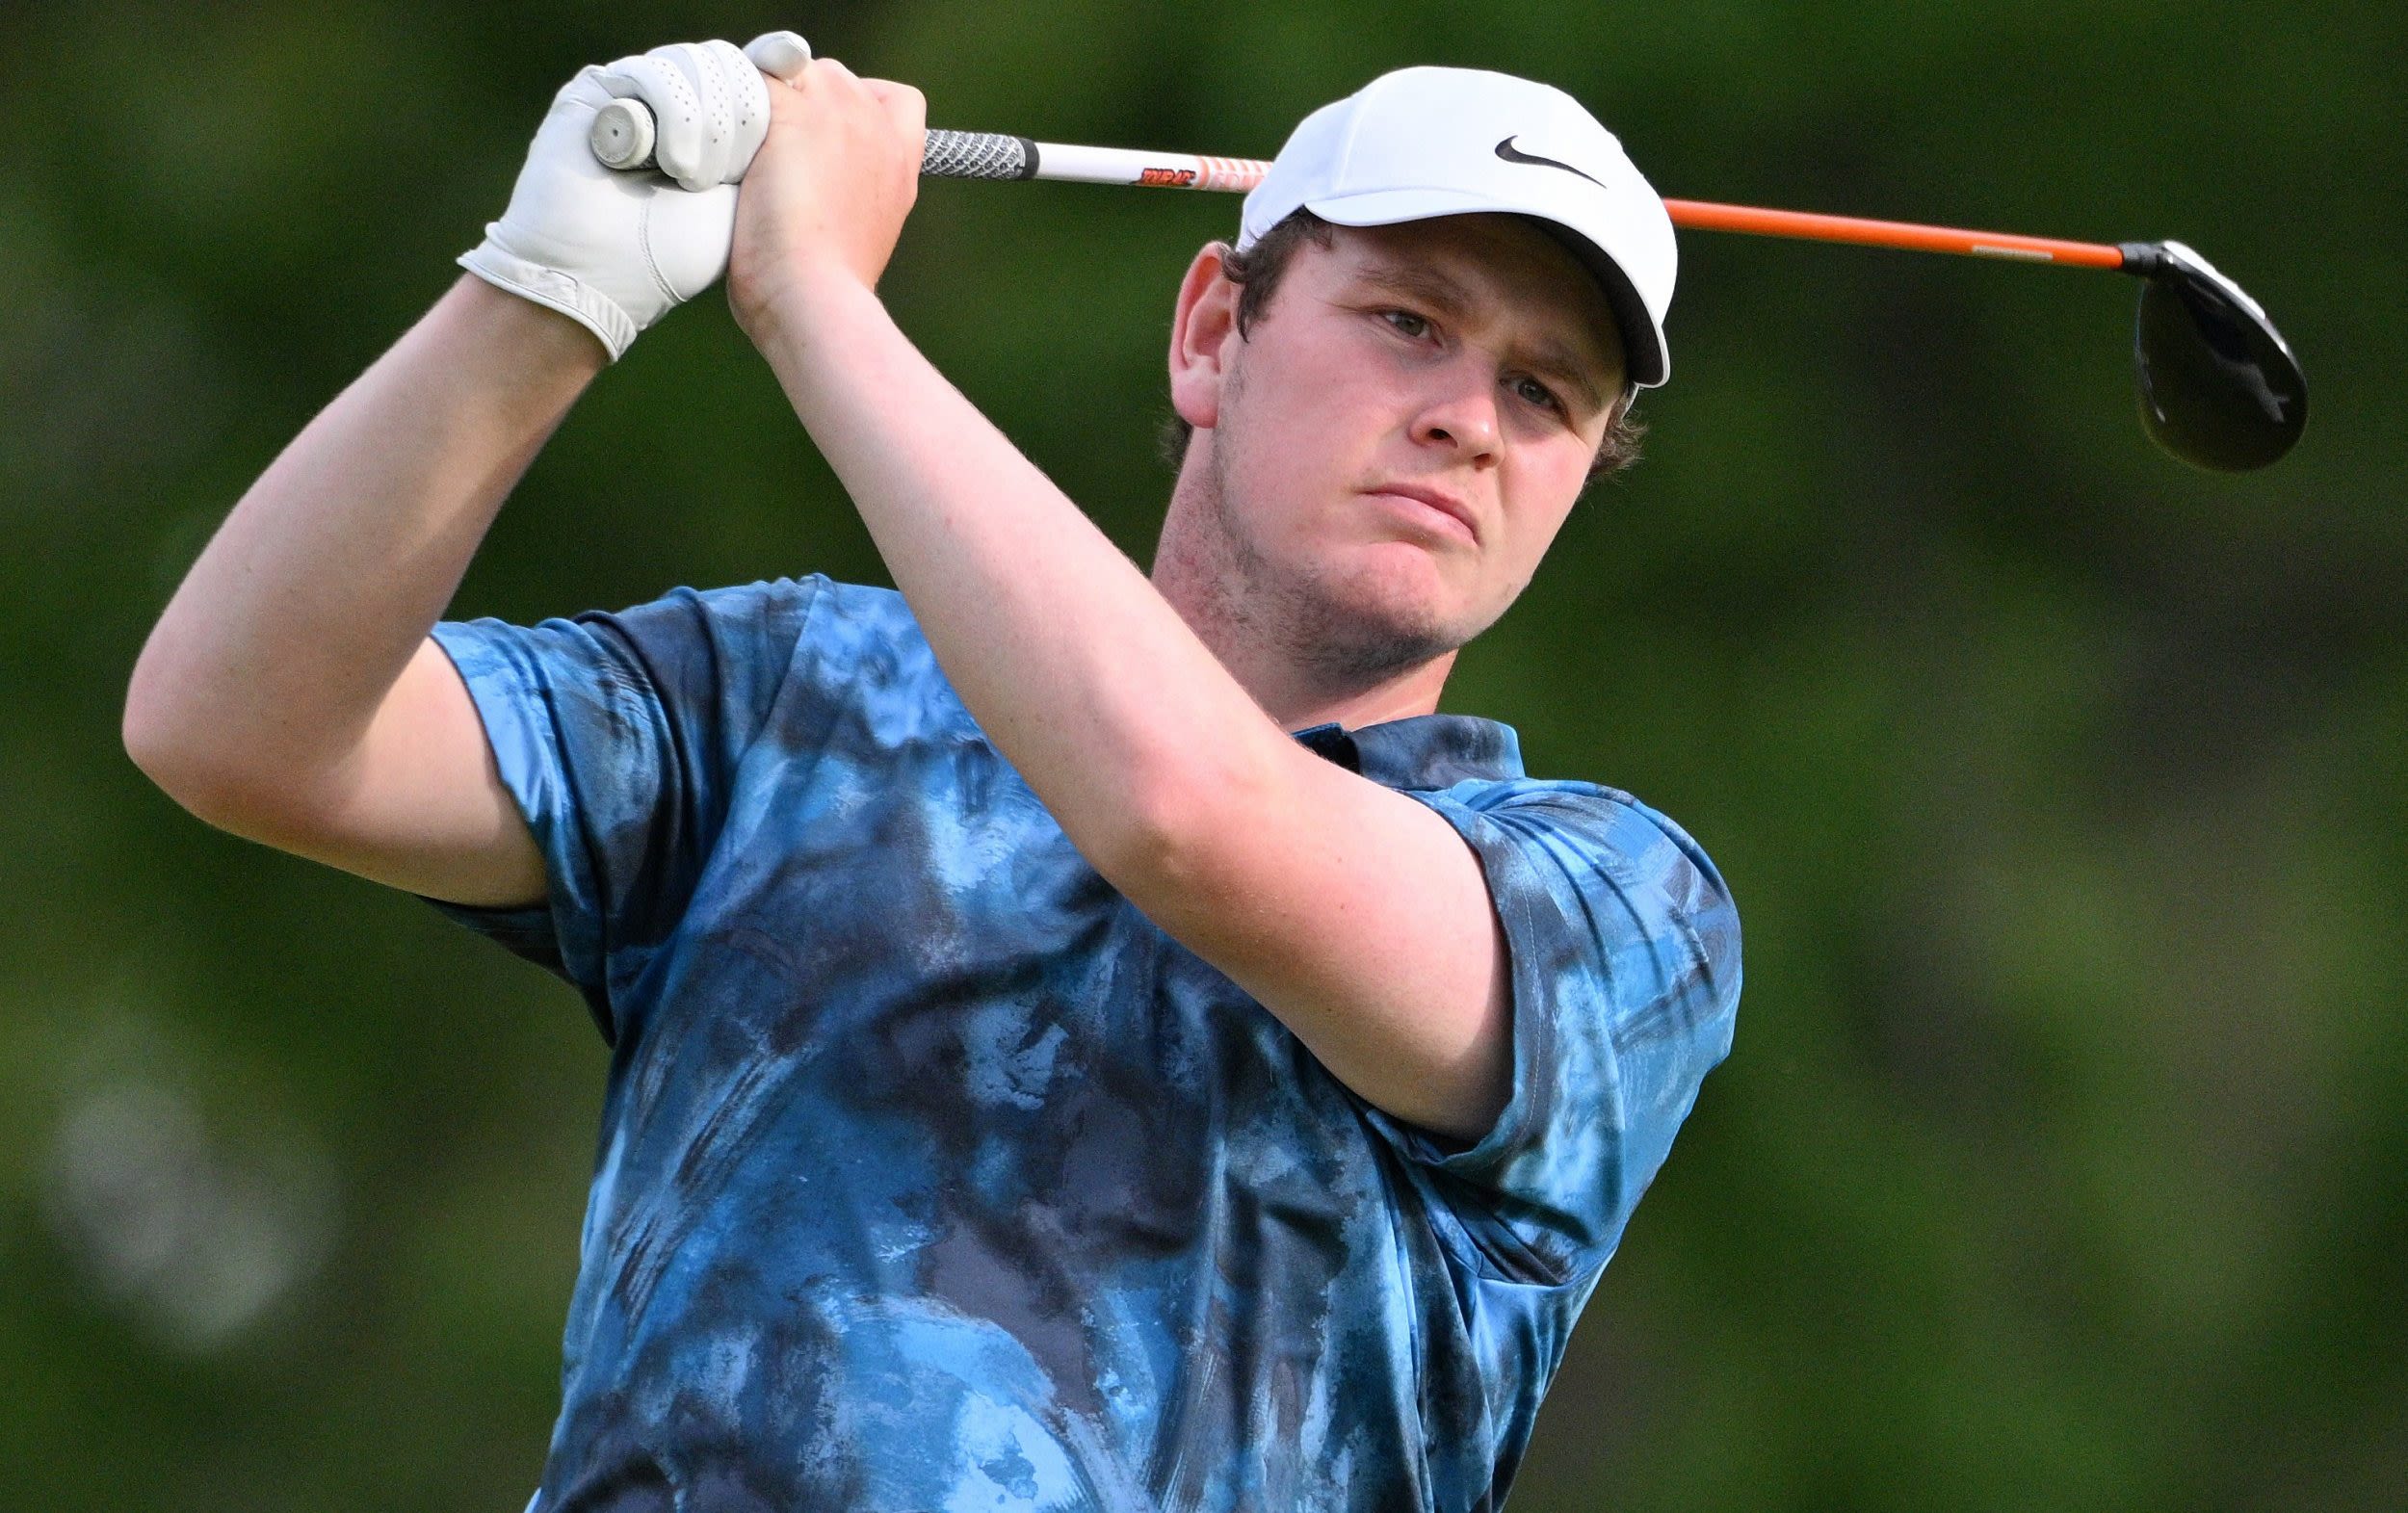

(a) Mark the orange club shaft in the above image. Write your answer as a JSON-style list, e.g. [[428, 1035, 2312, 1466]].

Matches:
[[1662, 198, 2131, 269]]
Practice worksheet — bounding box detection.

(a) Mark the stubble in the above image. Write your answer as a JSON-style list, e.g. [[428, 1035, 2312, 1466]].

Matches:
[[1187, 373, 1465, 691]]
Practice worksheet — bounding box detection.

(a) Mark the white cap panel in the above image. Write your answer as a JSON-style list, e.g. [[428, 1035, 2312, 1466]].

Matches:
[[1240, 66, 1677, 386]]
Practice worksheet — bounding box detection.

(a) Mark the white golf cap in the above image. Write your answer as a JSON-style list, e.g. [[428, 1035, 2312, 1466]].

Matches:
[[1240, 66, 1678, 388]]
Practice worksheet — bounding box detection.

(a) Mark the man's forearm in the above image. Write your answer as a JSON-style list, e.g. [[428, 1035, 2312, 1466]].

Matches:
[[750, 277, 1294, 874], [125, 276, 605, 796]]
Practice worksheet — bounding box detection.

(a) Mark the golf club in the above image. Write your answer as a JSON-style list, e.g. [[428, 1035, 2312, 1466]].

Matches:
[[590, 100, 2307, 471]]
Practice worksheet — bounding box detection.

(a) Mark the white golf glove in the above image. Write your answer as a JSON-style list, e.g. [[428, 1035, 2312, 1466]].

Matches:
[[459, 35, 802, 359]]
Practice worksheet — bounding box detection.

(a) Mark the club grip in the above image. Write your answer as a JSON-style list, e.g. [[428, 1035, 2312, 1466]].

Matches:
[[589, 101, 1034, 183], [919, 130, 1038, 180]]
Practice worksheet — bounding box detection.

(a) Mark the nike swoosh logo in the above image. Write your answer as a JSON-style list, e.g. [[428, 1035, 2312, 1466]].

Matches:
[[1495, 137, 1606, 189]]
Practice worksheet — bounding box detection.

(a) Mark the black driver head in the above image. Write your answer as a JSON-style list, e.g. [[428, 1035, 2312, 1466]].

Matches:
[[2124, 240, 2307, 471]]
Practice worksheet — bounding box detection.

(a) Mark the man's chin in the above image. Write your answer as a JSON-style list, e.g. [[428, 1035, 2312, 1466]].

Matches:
[[1335, 548, 1478, 629], [1286, 560, 1475, 682]]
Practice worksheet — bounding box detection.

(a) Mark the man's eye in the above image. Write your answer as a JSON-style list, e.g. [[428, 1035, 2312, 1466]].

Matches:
[[1513, 377, 1564, 413], [1379, 309, 1430, 338]]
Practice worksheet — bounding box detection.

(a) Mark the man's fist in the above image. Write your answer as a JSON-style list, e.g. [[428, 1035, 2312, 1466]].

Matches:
[[726, 60, 927, 344], [460, 37, 805, 360]]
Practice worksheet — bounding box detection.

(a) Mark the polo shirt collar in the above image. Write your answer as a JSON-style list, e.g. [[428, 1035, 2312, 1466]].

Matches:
[[1289, 716, 1525, 789]]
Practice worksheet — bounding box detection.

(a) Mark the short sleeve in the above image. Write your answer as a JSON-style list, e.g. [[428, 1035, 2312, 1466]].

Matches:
[[1371, 783, 1741, 1286], [421, 576, 825, 1038]]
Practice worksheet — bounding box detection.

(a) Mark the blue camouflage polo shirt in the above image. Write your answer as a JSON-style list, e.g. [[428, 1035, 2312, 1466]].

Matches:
[[427, 575, 1740, 1513]]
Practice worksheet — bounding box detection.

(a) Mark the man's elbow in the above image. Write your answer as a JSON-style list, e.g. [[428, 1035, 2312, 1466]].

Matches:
[[122, 662, 209, 808], [123, 705, 249, 833], [1093, 778, 1207, 898], [1099, 743, 1281, 901], [121, 666, 291, 840]]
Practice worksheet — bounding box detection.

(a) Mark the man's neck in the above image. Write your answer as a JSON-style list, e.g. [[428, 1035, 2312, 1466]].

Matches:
[[1256, 649, 1457, 734], [1152, 575, 1458, 732]]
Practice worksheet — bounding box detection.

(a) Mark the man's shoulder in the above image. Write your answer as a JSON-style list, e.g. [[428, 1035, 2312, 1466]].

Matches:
[[1430, 768, 1733, 913], [671, 573, 905, 637], [493, 574, 956, 744], [634, 575, 933, 680], [1448, 770, 1673, 832]]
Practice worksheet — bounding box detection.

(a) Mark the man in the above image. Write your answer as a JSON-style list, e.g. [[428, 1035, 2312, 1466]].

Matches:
[[123, 34, 1740, 1513]]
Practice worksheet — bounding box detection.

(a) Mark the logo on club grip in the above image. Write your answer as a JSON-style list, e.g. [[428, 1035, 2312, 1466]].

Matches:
[[1140, 167, 1199, 187]]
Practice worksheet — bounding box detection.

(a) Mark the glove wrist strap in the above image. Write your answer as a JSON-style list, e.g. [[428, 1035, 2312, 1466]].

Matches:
[[457, 241, 639, 361]]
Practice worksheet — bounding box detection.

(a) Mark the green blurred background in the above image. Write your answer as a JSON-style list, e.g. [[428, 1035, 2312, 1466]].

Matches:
[[3, 1, 2399, 1507]]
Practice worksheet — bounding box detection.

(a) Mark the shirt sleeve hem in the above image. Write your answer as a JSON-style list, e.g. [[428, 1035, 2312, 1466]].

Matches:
[[422, 620, 616, 1035]]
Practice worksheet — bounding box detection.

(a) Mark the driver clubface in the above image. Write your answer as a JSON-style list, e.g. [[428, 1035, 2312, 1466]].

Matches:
[[2131, 241, 2307, 471]]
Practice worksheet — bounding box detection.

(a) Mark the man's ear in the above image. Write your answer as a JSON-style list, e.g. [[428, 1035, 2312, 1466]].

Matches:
[[1168, 243, 1240, 430]]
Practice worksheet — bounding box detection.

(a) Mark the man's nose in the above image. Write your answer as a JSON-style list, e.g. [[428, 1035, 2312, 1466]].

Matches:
[[1408, 363, 1502, 462]]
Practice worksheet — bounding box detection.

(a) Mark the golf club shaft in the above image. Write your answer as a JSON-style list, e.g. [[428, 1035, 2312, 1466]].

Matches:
[[596, 112, 2136, 272], [931, 132, 2132, 269], [591, 99, 2299, 467], [1661, 198, 2125, 269]]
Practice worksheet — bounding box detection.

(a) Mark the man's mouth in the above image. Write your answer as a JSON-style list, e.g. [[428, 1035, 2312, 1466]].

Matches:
[[1362, 483, 1478, 544]]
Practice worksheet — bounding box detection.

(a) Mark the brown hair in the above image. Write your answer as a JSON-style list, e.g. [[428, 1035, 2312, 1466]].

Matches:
[[1156, 209, 1646, 483]]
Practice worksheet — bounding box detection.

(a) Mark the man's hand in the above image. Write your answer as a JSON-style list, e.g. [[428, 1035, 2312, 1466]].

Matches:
[[727, 60, 927, 345], [462, 38, 802, 360]]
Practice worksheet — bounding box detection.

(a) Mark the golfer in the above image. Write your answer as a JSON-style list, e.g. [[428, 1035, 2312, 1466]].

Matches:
[[125, 36, 1741, 1513]]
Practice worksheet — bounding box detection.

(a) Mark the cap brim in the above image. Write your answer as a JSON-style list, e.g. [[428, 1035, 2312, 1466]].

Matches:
[[1300, 188, 1668, 388]]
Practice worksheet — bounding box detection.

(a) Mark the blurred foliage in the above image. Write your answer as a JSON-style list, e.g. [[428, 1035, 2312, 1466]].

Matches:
[[2, 0, 2400, 1508]]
